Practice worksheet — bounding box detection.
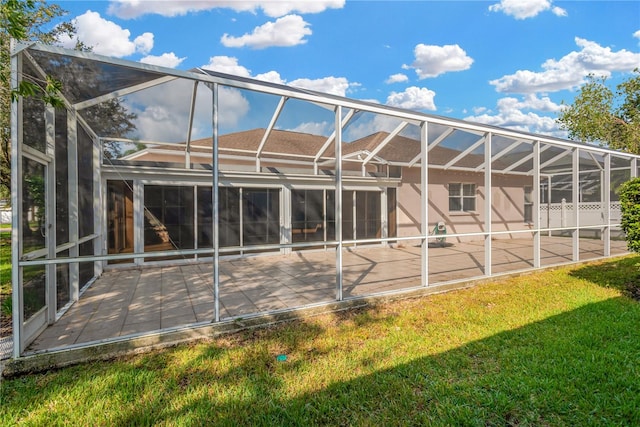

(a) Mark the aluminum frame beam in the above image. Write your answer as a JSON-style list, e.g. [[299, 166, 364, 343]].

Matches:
[[362, 121, 409, 166], [256, 96, 288, 172], [443, 134, 486, 170]]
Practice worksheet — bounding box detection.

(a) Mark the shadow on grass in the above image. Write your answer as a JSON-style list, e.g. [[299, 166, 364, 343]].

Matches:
[[570, 254, 640, 300], [3, 294, 639, 426]]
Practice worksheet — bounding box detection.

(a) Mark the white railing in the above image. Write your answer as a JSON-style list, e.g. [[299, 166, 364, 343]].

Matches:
[[539, 200, 621, 228]]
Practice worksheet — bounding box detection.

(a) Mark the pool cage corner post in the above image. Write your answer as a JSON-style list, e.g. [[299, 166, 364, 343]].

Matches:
[[420, 120, 429, 287], [603, 153, 611, 257], [10, 44, 23, 358], [632, 158, 638, 179], [533, 140, 541, 268], [484, 132, 492, 277], [212, 82, 220, 322], [335, 105, 343, 302]]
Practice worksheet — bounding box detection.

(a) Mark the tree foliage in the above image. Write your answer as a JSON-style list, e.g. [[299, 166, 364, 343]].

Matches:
[[557, 70, 640, 155], [619, 177, 640, 254], [1, 0, 137, 197], [1, 0, 72, 197]]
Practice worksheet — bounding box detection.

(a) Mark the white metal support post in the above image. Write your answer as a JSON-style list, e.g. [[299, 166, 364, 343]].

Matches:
[[335, 106, 343, 301], [381, 187, 388, 245], [11, 45, 22, 358], [93, 124, 103, 278], [420, 121, 429, 287], [484, 133, 492, 276], [533, 141, 541, 268], [45, 105, 56, 323], [632, 158, 638, 178], [212, 83, 221, 322], [67, 111, 80, 300], [572, 148, 579, 261], [547, 176, 552, 237], [133, 180, 143, 266], [603, 154, 611, 257], [282, 185, 292, 255]]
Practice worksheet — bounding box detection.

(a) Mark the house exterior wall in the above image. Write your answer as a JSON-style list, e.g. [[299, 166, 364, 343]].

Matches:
[[397, 167, 533, 242]]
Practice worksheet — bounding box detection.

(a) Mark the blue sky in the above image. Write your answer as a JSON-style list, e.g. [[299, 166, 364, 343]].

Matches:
[[52, 0, 640, 138]]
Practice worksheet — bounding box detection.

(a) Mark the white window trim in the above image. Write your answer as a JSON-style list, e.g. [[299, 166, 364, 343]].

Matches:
[[448, 182, 476, 213]]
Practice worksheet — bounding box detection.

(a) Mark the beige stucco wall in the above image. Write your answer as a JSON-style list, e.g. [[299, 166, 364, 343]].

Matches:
[[397, 167, 533, 242]]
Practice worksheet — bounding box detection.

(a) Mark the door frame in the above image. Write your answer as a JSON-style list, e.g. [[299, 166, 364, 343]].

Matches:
[[17, 145, 55, 353]]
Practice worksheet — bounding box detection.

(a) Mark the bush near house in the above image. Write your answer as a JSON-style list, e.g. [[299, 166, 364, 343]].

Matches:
[[619, 177, 640, 254]]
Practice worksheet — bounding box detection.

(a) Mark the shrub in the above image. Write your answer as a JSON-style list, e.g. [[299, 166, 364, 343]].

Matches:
[[619, 177, 640, 253]]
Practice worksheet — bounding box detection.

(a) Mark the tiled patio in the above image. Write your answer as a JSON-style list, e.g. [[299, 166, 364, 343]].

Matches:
[[27, 236, 627, 352]]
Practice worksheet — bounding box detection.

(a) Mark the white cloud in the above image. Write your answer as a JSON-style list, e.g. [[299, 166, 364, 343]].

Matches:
[[123, 78, 249, 141], [344, 114, 405, 141], [108, 0, 345, 19], [488, 0, 566, 20], [134, 32, 154, 55], [260, 1, 345, 18], [289, 76, 351, 96], [140, 52, 186, 68], [499, 94, 562, 113], [491, 37, 640, 94], [551, 6, 568, 17], [289, 121, 334, 136], [221, 15, 311, 49], [218, 86, 251, 129], [254, 71, 286, 84], [464, 94, 564, 136], [634, 30, 640, 40], [57, 11, 154, 58], [201, 56, 252, 77], [385, 86, 436, 111], [123, 79, 210, 142], [403, 43, 473, 79], [385, 73, 409, 84], [202, 59, 356, 97]]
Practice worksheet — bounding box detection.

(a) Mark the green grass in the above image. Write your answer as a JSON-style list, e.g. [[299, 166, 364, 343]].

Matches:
[[0, 219, 10, 316], [2, 255, 640, 426], [1, 230, 10, 298]]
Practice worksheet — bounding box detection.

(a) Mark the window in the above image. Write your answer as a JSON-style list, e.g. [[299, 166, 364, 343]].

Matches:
[[524, 186, 533, 223], [449, 183, 476, 212]]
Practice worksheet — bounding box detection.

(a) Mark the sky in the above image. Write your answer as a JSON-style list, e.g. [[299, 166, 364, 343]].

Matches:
[[49, 0, 640, 138]]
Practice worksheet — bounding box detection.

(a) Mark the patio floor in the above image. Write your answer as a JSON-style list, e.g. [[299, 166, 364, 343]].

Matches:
[[27, 236, 627, 352]]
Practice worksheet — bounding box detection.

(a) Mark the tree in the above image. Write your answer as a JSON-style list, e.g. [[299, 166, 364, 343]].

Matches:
[[1, 0, 137, 198], [619, 178, 640, 254], [1, 0, 73, 198], [557, 69, 640, 155]]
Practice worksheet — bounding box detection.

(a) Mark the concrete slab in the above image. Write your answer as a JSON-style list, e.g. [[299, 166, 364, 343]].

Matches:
[[24, 236, 628, 354]]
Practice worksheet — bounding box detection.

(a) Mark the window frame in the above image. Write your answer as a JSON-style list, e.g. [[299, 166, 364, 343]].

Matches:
[[448, 182, 476, 213]]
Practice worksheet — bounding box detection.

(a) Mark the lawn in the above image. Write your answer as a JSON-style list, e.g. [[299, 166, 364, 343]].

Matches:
[[1, 255, 639, 426], [1, 231, 11, 324], [0, 230, 10, 296]]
